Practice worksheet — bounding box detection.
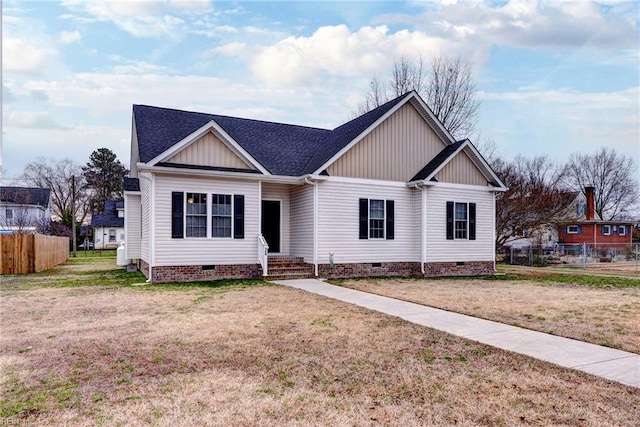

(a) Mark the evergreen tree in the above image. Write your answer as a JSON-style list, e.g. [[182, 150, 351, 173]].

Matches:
[[82, 148, 128, 213]]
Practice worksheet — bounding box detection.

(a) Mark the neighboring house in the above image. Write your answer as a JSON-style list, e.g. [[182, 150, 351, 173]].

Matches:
[[91, 200, 125, 249], [0, 186, 52, 233], [124, 91, 507, 283], [558, 186, 634, 246]]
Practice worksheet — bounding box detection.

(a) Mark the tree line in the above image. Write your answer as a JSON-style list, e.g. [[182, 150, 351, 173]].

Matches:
[[7, 148, 128, 241]]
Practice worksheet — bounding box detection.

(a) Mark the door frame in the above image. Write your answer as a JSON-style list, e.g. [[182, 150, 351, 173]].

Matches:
[[261, 199, 282, 255]]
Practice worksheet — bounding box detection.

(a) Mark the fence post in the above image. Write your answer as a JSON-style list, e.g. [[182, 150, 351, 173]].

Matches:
[[636, 243, 638, 273], [582, 242, 586, 269]]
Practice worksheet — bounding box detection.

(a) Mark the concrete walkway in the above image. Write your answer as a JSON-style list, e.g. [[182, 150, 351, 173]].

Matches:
[[272, 278, 640, 389]]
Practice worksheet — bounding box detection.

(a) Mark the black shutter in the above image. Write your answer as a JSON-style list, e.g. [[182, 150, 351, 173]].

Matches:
[[386, 200, 394, 240], [446, 201, 454, 240], [469, 203, 476, 240], [171, 192, 184, 238], [359, 198, 368, 239], [234, 195, 244, 239]]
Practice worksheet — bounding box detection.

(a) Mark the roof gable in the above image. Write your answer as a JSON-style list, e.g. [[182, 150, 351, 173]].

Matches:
[[165, 131, 255, 170]]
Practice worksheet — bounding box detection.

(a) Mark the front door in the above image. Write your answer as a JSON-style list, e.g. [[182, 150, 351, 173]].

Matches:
[[261, 200, 281, 253]]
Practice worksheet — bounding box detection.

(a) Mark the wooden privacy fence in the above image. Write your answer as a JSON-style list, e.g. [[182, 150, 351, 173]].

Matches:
[[1, 234, 69, 275]]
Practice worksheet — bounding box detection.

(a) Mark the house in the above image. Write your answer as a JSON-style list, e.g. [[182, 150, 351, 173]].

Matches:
[[558, 186, 634, 248], [91, 200, 125, 249], [124, 91, 507, 283], [0, 186, 52, 233]]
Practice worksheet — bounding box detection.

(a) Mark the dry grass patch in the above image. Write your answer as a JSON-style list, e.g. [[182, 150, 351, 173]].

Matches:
[[335, 277, 640, 354], [1, 277, 638, 426]]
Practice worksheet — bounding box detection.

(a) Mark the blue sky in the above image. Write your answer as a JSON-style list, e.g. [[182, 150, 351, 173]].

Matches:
[[2, 0, 639, 185]]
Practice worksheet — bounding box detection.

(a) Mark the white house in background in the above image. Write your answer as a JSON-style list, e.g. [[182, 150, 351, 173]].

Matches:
[[0, 186, 52, 233], [124, 91, 508, 283], [91, 200, 125, 249]]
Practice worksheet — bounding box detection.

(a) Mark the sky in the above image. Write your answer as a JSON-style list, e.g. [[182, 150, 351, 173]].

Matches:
[[2, 0, 639, 186]]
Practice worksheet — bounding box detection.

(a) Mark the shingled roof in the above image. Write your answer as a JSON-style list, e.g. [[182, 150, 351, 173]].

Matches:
[[410, 140, 466, 182], [133, 92, 414, 177], [91, 200, 124, 228], [0, 186, 51, 207]]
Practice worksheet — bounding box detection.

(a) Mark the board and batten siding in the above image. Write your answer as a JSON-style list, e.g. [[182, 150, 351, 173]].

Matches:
[[153, 174, 259, 266], [290, 184, 314, 262], [316, 180, 420, 264], [326, 103, 447, 182], [166, 131, 253, 170], [140, 174, 151, 264], [425, 186, 494, 262], [124, 193, 141, 259], [261, 183, 291, 256], [435, 151, 488, 186]]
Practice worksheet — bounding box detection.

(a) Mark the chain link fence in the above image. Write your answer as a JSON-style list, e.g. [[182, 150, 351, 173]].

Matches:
[[501, 243, 639, 273]]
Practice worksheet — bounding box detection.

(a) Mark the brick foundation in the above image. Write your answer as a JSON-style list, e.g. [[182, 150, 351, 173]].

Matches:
[[138, 260, 260, 283], [138, 259, 495, 282], [424, 261, 494, 277], [318, 262, 421, 278]]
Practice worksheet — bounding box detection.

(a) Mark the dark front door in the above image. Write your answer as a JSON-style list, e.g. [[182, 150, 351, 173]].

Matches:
[[261, 200, 281, 253]]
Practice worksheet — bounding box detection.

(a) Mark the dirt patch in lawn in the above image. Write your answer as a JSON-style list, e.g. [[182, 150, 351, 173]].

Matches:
[[1, 282, 638, 426], [336, 277, 640, 354]]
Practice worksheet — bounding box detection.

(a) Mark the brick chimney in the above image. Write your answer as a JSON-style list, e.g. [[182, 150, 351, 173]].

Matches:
[[585, 186, 595, 220]]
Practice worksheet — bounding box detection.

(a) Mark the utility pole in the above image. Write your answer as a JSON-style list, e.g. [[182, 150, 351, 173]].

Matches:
[[72, 175, 77, 257]]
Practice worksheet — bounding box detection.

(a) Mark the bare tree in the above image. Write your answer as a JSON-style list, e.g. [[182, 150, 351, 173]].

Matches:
[[564, 148, 639, 220], [357, 54, 480, 138], [494, 155, 574, 248], [20, 158, 90, 225]]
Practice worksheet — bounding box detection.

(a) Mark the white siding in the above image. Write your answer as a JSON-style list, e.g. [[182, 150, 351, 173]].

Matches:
[[425, 186, 495, 262], [290, 184, 314, 262], [261, 183, 290, 255], [140, 174, 151, 263], [316, 180, 420, 264], [125, 193, 141, 259], [153, 174, 259, 266]]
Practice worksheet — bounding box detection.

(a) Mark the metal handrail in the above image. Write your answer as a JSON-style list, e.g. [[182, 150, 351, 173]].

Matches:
[[258, 234, 269, 276]]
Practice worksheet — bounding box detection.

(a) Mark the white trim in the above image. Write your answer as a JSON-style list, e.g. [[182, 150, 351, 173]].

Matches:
[[261, 198, 283, 255], [313, 180, 319, 276], [312, 92, 418, 175], [421, 186, 427, 274], [426, 140, 469, 181], [410, 181, 507, 192], [150, 173, 156, 270], [492, 192, 496, 272], [137, 163, 299, 184], [321, 175, 408, 188], [408, 95, 456, 143], [146, 120, 270, 175]]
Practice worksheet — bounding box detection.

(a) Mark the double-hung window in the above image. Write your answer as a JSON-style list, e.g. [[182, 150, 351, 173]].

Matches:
[[369, 199, 385, 239], [618, 225, 626, 236], [5, 208, 13, 220], [109, 229, 116, 242], [359, 198, 394, 240], [602, 224, 612, 236], [446, 201, 476, 240], [212, 194, 232, 238], [186, 193, 207, 238], [454, 203, 468, 239]]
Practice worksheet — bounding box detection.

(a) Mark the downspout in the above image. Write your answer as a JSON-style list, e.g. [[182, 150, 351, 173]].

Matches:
[[138, 174, 154, 283], [304, 177, 319, 277], [412, 183, 426, 275], [492, 192, 497, 273]]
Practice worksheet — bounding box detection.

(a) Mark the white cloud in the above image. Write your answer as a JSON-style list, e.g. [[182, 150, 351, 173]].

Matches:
[[5, 111, 69, 130], [2, 38, 57, 73], [250, 25, 444, 86], [59, 30, 81, 44]]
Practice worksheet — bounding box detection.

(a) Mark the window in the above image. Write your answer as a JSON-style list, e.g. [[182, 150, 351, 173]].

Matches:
[[212, 194, 232, 238], [455, 203, 468, 239], [567, 225, 580, 234], [618, 225, 626, 236], [186, 192, 207, 237], [359, 198, 394, 240], [369, 199, 385, 239], [602, 224, 612, 236], [446, 201, 476, 240], [5, 209, 13, 220], [109, 229, 116, 242], [171, 192, 244, 240]]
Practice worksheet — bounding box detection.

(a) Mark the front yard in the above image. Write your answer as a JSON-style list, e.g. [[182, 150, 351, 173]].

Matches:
[[1, 258, 639, 425]]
